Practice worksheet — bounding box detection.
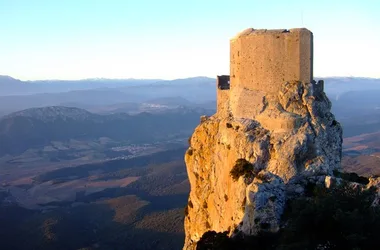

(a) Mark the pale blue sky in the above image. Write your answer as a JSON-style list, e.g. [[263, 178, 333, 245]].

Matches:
[[0, 0, 379, 80]]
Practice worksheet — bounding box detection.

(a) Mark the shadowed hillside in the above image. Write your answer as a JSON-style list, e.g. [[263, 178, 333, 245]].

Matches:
[[0, 106, 212, 156]]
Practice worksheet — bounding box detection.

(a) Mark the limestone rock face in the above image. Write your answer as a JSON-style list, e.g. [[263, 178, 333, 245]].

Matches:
[[183, 80, 343, 249]]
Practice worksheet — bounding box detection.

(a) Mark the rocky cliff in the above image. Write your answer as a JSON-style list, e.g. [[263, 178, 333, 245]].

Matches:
[[183, 79, 342, 249], [182, 28, 344, 250]]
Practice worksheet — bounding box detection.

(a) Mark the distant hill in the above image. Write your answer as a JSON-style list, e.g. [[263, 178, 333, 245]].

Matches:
[[0, 75, 162, 96], [87, 97, 215, 115], [343, 130, 380, 177], [0, 75, 31, 96], [115, 77, 216, 103], [329, 89, 380, 137], [0, 88, 139, 114], [320, 77, 380, 100], [0, 75, 23, 84], [0, 76, 216, 115], [1, 75, 379, 99], [0, 106, 211, 156], [0, 75, 217, 97], [1, 76, 380, 137], [144, 96, 194, 106]]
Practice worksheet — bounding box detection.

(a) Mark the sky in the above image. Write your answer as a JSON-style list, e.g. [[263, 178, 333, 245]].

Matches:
[[0, 0, 379, 80]]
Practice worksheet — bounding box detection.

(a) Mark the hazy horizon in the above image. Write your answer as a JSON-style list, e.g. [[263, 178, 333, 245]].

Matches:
[[2, 74, 380, 82]]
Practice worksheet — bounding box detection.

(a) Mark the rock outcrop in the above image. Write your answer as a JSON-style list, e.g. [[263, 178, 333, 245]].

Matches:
[[183, 28, 343, 249]]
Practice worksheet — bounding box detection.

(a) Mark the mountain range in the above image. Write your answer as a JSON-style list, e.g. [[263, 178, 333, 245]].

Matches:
[[0, 106, 212, 157], [1, 75, 380, 250], [2, 75, 380, 137]]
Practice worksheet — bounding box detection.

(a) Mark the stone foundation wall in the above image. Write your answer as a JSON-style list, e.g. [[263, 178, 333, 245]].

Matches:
[[216, 75, 230, 116]]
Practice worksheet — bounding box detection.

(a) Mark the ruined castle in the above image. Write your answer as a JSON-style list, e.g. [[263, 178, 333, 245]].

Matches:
[[216, 28, 324, 130], [183, 28, 342, 249]]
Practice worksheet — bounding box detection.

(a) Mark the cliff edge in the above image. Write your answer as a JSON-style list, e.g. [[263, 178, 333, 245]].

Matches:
[[183, 28, 343, 249]]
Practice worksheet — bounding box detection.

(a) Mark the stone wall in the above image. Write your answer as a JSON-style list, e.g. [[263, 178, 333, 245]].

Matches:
[[215, 28, 315, 126], [216, 75, 230, 116], [229, 28, 313, 93], [218, 28, 314, 122]]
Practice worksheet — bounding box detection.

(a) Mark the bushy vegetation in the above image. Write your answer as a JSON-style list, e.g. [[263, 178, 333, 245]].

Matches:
[[197, 231, 277, 250], [333, 170, 370, 185], [197, 182, 380, 249], [197, 231, 232, 250], [230, 159, 254, 181], [1, 151, 189, 250], [187, 148, 194, 156], [279, 182, 380, 249], [34, 148, 186, 183]]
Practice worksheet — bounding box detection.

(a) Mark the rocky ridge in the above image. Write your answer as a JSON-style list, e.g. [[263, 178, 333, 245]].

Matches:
[[183, 79, 343, 249], [182, 27, 380, 249]]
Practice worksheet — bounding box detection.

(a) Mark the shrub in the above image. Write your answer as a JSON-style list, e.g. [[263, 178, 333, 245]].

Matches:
[[279, 182, 380, 249], [196, 231, 231, 250], [230, 159, 254, 181], [197, 182, 380, 250], [187, 148, 193, 156], [333, 170, 369, 185], [197, 230, 277, 250]]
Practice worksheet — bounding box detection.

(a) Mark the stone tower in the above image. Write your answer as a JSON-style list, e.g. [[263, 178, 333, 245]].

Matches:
[[184, 28, 342, 250], [230, 28, 313, 92], [217, 28, 316, 131], [217, 28, 323, 130]]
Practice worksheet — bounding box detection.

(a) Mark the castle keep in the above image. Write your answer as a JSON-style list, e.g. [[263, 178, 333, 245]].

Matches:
[[217, 28, 320, 130], [184, 27, 342, 249]]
